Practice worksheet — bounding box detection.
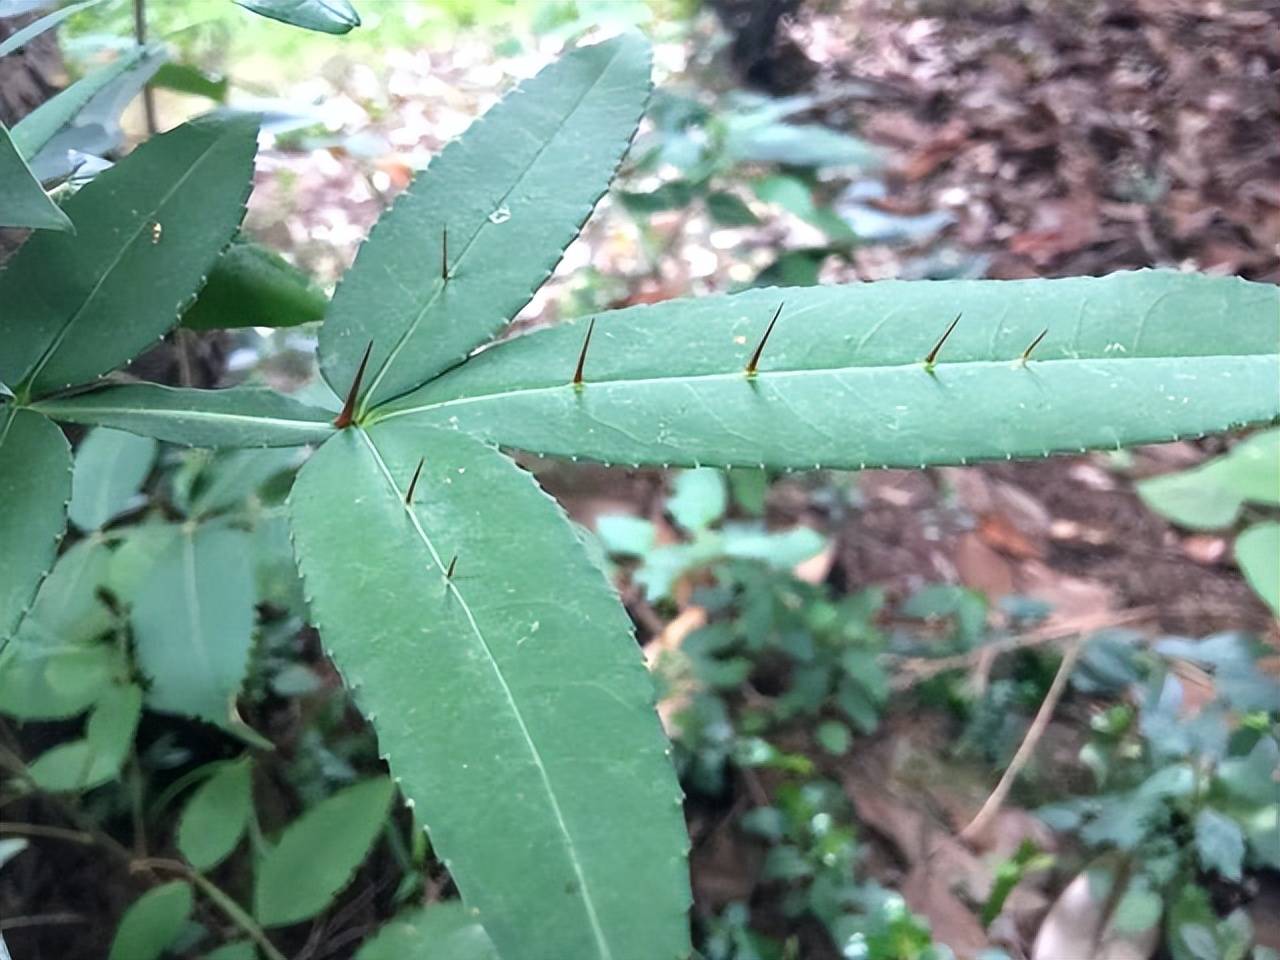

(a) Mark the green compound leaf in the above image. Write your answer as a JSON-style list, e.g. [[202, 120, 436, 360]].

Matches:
[[108, 880, 193, 960], [235, 0, 361, 34], [320, 33, 650, 413], [255, 777, 393, 926], [68, 428, 157, 531], [182, 239, 328, 330], [289, 422, 690, 960], [0, 121, 72, 232], [28, 682, 142, 792], [356, 902, 498, 960], [34, 383, 335, 448], [375, 271, 1280, 470], [0, 408, 71, 644], [130, 525, 255, 728], [0, 114, 259, 399], [177, 758, 254, 871]]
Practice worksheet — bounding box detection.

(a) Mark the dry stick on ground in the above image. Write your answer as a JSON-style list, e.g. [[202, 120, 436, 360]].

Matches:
[[885, 606, 1153, 692], [958, 636, 1086, 845]]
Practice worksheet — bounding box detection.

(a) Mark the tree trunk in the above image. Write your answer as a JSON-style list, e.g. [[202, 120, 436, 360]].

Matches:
[[0, 9, 65, 125]]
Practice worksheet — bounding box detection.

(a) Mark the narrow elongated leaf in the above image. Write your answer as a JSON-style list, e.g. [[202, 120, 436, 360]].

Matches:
[[255, 777, 392, 926], [0, 114, 258, 399], [0, 408, 71, 643], [320, 34, 650, 412], [0, 0, 105, 58], [178, 758, 253, 870], [131, 525, 255, 726], [108, 880, 193, 960], [235, 0, 361, 34], [356, 903, 497, 960], [289, 422, 690, 960], [34, 384, 334, 448], [375, 271, 1280, 470], [10, 45, 154, 158], [182, 240, 328, 330], [0, 121, 72, 231], [68, 427, 157, 531]]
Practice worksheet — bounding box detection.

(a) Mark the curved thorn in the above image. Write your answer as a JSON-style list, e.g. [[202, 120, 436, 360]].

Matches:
[[333, 340, 373, 428], [404, 457, 425, 506], [745, 302, 785, 377], [924, 313, 962, 370], [572, 317, 596, 389], [441, 224, 449, 281], [446, 555, 458, 579], [1021, 328, 1049, 363]]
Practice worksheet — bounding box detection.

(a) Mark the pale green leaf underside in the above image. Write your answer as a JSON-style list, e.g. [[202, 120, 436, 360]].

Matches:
[[289, 422, 690, 960], [33, 384, 335, 448], [320, 33, 651, 412], [255, 777, 393, 926], [0, 409, 71, 644], [356, 903, 498, 960], [0, 121, 72, 232], [131, 524, 255, 726], [68, 427, 157, 531], [10, 45, 155, 159], [0, 115, 258, 398], [0, 0, 107, 59], [375, 271, 1280, 470]]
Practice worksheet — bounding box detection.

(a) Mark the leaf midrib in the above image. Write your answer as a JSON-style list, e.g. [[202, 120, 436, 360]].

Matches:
[[20, 125, 241, 395], [372, 352, 1274, 423], [356, 428, 615, 960], [355, 42, 628, 416]]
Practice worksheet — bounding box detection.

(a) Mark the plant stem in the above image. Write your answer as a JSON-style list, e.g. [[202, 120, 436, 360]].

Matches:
[[959, 636, 1085, 843], [0, 822, 94, 845], [134, 858, 287, 960], [132, 0, 157, 135]]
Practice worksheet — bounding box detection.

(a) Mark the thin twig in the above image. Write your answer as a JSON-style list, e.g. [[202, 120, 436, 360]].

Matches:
[[132, 0, 157, 135], [0, 912, 86, 932], [0, 822, 95, 845], [885, 606, 1152, 691], [958, 637, 1085, 844]]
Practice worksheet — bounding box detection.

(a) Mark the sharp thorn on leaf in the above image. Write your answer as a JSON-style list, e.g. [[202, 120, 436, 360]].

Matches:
[[334, 340, 373, 428], [446, 555, 458, 579], [745, 302, 785, 377], [441, 224, 450, 281], [572, 317, 596, 389], [1021, 328, 1049, 363], [405, 457, 425, 506], [924, 313, 962, 370]]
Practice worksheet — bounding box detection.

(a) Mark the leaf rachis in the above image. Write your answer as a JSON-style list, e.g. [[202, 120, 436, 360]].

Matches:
[[334, 341, 373, 428], [745, 302, 785, 378]]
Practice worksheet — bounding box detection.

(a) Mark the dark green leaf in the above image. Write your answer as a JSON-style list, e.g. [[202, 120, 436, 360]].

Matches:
[[706, 191, 759, 226], [235, 0, 361, 34], [320, 34, 651, 411], [255, 778, 393, 926], [34, 383, 335, 448], [0, 408, 71, 643], [289, 422, 691, 960], [0, 121, 72, 231], [152, 62, 229, 103], [67, 427, 156, 531], [0, 115, 259, 398], [108, 880, 193, 960], [376, 271, 1280, 470], [182, 240, 327, 330], [177, 758, 253, 870]]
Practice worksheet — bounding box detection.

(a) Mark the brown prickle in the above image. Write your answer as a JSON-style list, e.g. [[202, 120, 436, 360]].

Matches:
[[441, 224, 450, 281], [1021, 328, 1049, 363], [446, 555, 458, 579], [333, 341, 373, 428], [924, 313, 962, 370], [404, 457, 425, 506], [745, 302, 785, 377], [572, 317, 596, 389]]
